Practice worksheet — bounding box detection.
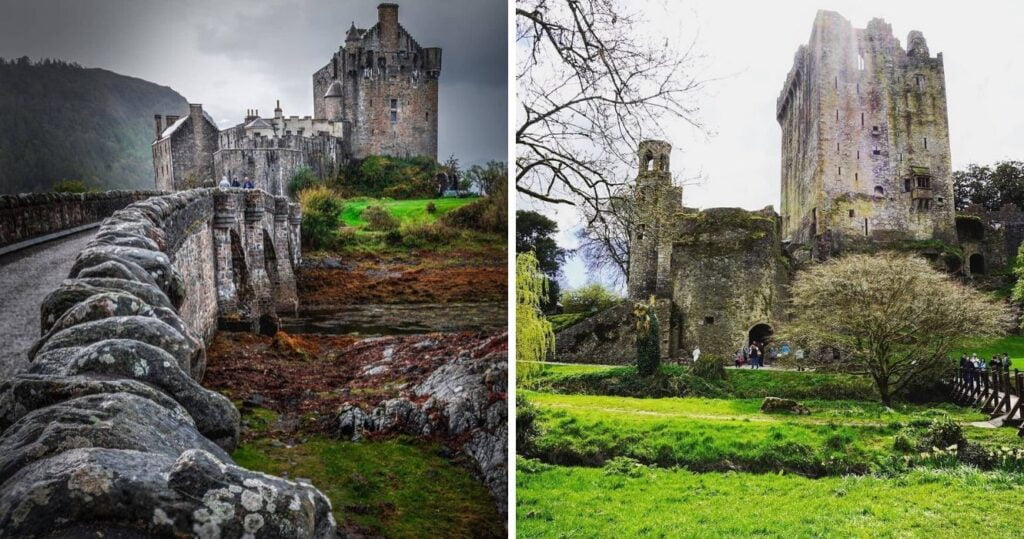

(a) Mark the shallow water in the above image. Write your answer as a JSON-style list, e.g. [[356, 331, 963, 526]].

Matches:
[[280, 301, 506, 337]]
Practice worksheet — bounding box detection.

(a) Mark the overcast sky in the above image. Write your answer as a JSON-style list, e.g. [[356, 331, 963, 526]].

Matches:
[[0, 0, 507, 167], [519, 0, 1024, 290]]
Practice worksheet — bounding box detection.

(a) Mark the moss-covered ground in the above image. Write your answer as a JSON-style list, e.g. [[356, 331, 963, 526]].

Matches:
[[234, 436, 503, 538]]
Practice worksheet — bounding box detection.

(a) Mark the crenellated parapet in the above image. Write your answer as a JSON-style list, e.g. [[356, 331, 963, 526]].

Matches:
[[0, 188, 333, 537]]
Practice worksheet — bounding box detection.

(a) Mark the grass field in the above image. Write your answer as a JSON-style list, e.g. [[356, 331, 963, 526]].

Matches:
[[338, 197, 478, 228], [234, 436, 503, 538], [517, 461, 1024, 538]]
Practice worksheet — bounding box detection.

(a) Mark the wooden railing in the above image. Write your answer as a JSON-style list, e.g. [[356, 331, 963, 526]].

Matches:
[[952, 366, 1024, 434]]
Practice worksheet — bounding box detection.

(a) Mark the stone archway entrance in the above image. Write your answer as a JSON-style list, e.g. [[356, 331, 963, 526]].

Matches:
[[969, 253, 985, 275], [748, 323, 773, 346]]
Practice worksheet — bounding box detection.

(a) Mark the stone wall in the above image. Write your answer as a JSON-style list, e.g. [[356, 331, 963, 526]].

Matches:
[[554, 300, 671, 364], [0, 190, 162, 250], [0, 188, 332, 536]]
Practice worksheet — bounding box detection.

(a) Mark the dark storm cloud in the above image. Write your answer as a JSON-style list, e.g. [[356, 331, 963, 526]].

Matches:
[[0, 0, 507, 165]]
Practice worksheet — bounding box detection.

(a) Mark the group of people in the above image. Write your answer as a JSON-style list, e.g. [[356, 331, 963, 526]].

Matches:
[[217, 174, 255, 190], [732, 341, 807, 370], [960, 352, 1013, 374]]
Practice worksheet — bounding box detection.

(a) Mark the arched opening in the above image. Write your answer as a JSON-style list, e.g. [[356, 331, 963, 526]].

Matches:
[[643, 152, 654, 171], [229, 230, 253, 311], [263, 229, 279, 289], [748, 323, 773, 347], [969, 253, 985, 275], [873, 185, 884, 196]]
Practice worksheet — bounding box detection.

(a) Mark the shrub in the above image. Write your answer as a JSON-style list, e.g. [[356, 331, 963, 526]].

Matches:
[[361, 205, 399, 231], [400, 221, 458, 247], [288, 167, 320, 196], [343, 155, 440, 199], [918, 417, 965, 450], [426, 201, 437, 214], [602, 456, 647, 478], [634, 301, 661, 377], [691, 356, 726, 381], [561, 283, 620, 314], [441, 196, 506, 234], [52, 179, 90, 193], [298, 186, 343, 249], [516, 393, 540, 454]]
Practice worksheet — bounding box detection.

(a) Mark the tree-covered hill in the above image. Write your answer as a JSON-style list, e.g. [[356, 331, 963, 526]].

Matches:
[[0, 57, 189, 193]]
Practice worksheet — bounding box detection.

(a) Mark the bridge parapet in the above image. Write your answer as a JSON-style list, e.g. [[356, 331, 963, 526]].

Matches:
[[0, 188, 335, 537], [0, 190, 163, 250]]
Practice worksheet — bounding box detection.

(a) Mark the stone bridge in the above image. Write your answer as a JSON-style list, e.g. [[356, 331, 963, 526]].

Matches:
[[0, 189, 338, 536]]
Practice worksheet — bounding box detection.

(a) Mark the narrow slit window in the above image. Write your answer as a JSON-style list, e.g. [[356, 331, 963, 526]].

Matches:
[[838, 166, 842, 176], [857, 150, 860, 160], [389, 98, 398, 123], [923, 137, 928, 150], [856, 83, 860, 95], [835, 109, 839, 121], [834, 76, 838, 89], [849, 209, 855, 218], [836, 142, 840, 152], [861, 113, 865, 127], [858, 54, 865, 71], [855, 172, 859, 182], [916, 74, 924, 90]]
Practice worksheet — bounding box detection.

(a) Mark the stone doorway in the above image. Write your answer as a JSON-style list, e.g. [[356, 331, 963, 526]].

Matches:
[[748, 323, 773, 346], [969, 253, 985, 275]]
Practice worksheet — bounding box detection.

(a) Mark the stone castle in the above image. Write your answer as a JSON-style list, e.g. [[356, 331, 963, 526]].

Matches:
[[153, 3, 439, 195], [559, 11, 1024, 363]]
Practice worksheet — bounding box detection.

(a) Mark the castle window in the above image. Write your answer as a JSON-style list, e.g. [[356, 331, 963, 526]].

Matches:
[[864, 218, 869, 236], [923, 137, 928, 150], [856, 83, 860, 95], [838, 166, 841, 176], [874, 186, 884, 196], [916, 74, 925, 90], [905, 178, 912, 192], [857, 150, 860, 160], [916, 176, 931, 189], [861, 113, 864, 127], [849, 209, 855, 218], [390, 98, 398, 123], [836, 142, 839, 153], [834, 76, 837, 89], [899, 152, 904, 162], [835, 109, 839, 121], [704, 316, 715, 325], [637, 224, 646, 240], [937, 197, 945, 206], [858, 54, 865, 71], [855, 172, 859, 182], [872, 145, 881, 155], [425, 111, 429, 121]]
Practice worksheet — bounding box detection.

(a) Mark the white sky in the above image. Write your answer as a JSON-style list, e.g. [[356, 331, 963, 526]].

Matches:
[[521, 0, 1024, 290]]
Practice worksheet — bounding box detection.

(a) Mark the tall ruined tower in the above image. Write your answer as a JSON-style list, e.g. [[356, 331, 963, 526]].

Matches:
[[312, 3, 441, 160], [627, 140, 682, 300], [777, 11, 955, 253]]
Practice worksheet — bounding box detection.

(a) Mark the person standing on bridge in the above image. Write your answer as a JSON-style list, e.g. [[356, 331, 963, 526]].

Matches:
[[218, 175, 231, 188], [230, 176, 241, 188], [243, 175, 254, 189]]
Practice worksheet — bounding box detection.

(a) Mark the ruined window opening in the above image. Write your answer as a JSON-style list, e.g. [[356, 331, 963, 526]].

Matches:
[[637, 224, 646, 240], [849, 209, 855, 218], [904, 179, 912, 192], [916, 74, 925, 90], [704, 316, 715, 325], [937, 197, 945, 206], [874, 186, 884, 196], [858, 54, 865, 71]]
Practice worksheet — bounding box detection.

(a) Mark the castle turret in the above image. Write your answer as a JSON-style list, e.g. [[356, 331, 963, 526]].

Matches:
[[628, 140, 682, 300]]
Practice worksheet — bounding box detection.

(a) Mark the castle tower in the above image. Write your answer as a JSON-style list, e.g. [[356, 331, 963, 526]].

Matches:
[[311, 3, 441, 160], [777, 11, 955, 254], [627, 140, 682, 300]]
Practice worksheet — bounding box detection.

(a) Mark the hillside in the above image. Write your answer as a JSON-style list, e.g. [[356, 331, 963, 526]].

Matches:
[[0, 57, 188, 193]]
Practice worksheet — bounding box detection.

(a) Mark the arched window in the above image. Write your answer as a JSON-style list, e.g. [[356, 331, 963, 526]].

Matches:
[[874, 185, 884, 196]]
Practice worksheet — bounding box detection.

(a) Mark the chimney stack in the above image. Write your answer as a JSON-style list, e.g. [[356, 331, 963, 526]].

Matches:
[[154, 115, 163, 140], [378, 3, 399, 51]]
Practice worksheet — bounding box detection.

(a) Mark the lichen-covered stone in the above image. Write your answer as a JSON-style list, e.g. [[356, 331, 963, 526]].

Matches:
[[40, 278, 173, 333], [29, 339, 239, 451], [760, 397, 811, 415], [0, 448, 335, 538], [32, 316, 199, 376], [0, 374, 188, 432], [69, 246, 185, 308], [0, 392, 229, 484]]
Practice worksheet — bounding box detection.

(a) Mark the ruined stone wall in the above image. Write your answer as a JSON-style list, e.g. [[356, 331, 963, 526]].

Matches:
[[957, 204, 1024, 277], [0, 190, 162, 250], [0, 189, 332, 536], [312, 3, 440, 160], [554, 300, 672, 364], [778, 11, 955, 254], [667, 207, 788, 361]]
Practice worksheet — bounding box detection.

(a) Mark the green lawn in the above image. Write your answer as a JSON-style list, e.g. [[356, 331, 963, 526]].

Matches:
[[517, 461, 1024, 538], [520, 391, 1020, 475], [955, 335, 1024, 369], [234, 436, 503, 538], [338, 197, 478, 228]]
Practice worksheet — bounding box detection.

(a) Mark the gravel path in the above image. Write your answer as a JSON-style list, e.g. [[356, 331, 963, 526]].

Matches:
[[0, 229, 94, 376]]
